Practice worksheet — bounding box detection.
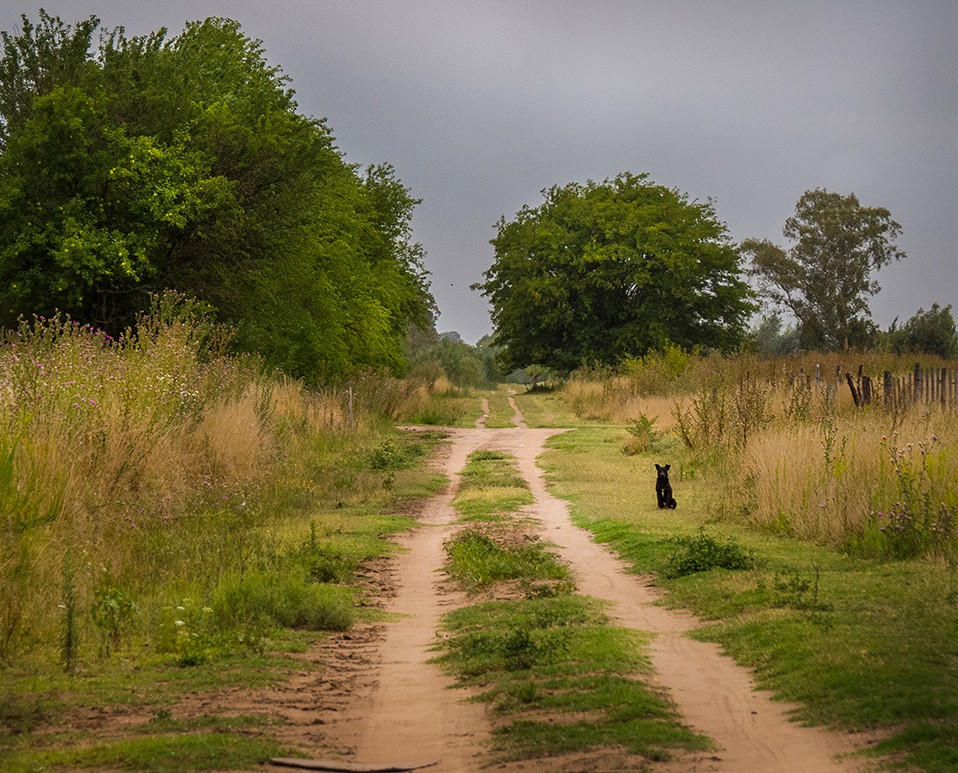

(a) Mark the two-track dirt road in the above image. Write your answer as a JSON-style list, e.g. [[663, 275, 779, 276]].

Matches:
[[277, 400, 876, 772]]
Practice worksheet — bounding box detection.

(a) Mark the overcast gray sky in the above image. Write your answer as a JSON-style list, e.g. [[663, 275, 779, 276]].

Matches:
[[3, 1, 956, 343]]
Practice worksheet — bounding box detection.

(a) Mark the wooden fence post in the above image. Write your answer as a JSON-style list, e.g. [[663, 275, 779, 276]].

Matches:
[[845, 373, 861, 407]]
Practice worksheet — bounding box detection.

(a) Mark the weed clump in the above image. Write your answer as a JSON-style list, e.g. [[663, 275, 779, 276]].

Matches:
[[663, 529, 756, 578]]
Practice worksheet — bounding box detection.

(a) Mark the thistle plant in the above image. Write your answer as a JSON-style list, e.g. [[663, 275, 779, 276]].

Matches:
[[871, 434, 956, 558]]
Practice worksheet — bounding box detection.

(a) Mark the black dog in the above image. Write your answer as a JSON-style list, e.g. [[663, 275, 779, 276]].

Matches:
[[655, 464, 677, 509]]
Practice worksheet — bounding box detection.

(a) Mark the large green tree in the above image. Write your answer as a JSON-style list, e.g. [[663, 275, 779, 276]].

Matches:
[[476, 172, 754, 372], [741, 189, 906, 351], [0, 12, 434, 381]]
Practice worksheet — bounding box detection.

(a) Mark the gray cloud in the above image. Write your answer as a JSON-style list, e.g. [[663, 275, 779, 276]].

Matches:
[[3, 1, 955, 342]]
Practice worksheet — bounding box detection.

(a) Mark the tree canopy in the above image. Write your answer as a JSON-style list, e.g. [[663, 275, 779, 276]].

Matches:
[[0, 12, 435, 381], [742, 189, 905, 352], [888, 303, 958, 359], [476, 172, 754, 372]]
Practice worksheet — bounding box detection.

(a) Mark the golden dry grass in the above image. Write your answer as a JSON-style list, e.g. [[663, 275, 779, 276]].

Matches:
[[558, 353, 958, 554], [0, 303, 450, 658]]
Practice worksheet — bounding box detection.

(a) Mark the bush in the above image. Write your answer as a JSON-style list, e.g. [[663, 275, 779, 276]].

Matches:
[[663, 529, 756, 578], [288, 522, 356, 584]]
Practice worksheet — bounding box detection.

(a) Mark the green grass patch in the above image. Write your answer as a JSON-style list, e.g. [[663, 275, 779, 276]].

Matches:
[[453, 450, 533, 522], [513, 387, 611, 428], [2, 730, 288, 772], [433, 596, 709, 765], [446, 530, 570, 590], [408, 392, 480, 427], [211, 571, 355, 632], [539, 423, 958, 773]]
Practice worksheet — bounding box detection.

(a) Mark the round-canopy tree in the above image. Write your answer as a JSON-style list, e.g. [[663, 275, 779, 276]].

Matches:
[[476, 172, 754, 372]]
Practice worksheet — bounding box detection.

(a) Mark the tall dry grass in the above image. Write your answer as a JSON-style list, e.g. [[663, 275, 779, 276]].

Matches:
[[729, 406, 957, 555], [559, 351, 958, 558], [0, 293, 437, 661]]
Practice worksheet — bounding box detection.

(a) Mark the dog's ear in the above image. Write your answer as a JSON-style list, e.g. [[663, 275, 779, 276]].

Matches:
[[654, 464, 662, 472], [664, 464, 670, 472]]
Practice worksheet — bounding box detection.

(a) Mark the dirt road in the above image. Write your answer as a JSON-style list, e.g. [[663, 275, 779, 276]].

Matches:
[[294, 403, 874, 772]]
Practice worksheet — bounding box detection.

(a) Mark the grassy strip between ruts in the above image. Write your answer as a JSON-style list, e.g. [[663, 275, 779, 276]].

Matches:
[[434, 448, 711, 769], [453, 448, 534, 522], [539, 426, 958, 773], [482, 387, 521, 428], [0, 429, 448, 772]]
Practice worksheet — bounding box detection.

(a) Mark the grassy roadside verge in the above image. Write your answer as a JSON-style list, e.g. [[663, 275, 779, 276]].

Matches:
[[540, 426, 958, 773], [432, 449, 710, 769], [0, 429, 447, 772]]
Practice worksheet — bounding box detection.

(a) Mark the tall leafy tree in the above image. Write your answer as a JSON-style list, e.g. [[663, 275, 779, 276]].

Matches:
[[476, 172, 754, 372], [0, 13, 435, 381], [742, 189, 906, 351]]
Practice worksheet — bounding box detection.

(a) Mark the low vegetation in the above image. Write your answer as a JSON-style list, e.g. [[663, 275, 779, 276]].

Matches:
[[0, 295, 447, 769], [453, 449, 533, 522], [3, 304, 956, 770]]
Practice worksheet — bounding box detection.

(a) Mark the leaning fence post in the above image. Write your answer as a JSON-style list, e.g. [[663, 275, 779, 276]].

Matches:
[[845, 373, 861, 407]]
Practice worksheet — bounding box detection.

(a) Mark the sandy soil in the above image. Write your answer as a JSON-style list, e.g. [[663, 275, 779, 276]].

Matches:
[[262, 402, 881, 772]]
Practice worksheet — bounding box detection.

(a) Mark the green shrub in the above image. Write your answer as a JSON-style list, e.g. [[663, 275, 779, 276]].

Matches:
[[156, 598, 219, 666], [663, 528, 756, 578], [90, 565, 139, 655], [621, 414, 674, 455], [366, 436, 424, 470]]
